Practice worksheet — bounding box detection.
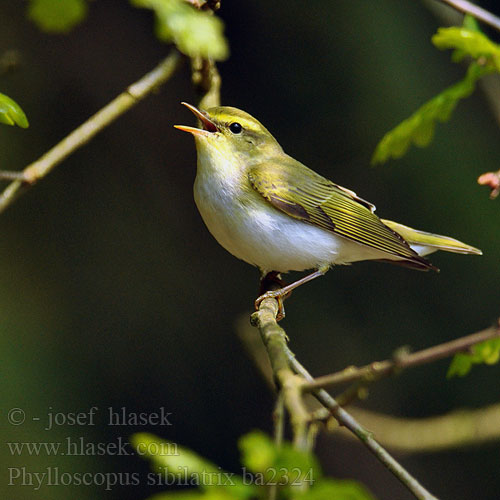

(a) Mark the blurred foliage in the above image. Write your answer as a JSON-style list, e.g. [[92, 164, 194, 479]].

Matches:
[[372, 16, 500, 164], [0, 91, 29, 127], [132, 431, 375, 499], [26, 0, 229, 60], [448, 336, 500, 377], [27, 0, 88, 33], [1, 1, 500, 499], [131, 0, 229, 60]]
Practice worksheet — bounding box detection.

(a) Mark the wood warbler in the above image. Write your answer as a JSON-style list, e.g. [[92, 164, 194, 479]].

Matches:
[[175, 103, 481, 319]]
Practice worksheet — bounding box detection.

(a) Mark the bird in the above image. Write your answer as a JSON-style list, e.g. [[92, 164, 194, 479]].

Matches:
[[175, 102, 482, 319]]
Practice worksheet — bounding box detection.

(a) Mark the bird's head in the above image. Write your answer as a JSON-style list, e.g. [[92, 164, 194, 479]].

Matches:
[[175, 103, 283, 165]]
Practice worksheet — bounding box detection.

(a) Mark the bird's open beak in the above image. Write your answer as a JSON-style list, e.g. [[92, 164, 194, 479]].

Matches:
[[174, 102, 218, 137]]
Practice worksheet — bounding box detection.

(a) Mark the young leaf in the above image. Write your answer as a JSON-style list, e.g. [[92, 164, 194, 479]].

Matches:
[[371, 62, 491, 165], [238, 430, 276, 473], [131, 0, 229, 61], [0, 92, 29, 128], [447, 337, 500, 377], [239, 430, 320, 490], [132, 433, 256, 498], [432, 27, 500, 71], [27, 0, 88, 33], [131, 433, 219, 475]]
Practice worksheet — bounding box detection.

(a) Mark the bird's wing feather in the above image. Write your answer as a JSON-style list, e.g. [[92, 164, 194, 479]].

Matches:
[[248, 159, 432, 269]]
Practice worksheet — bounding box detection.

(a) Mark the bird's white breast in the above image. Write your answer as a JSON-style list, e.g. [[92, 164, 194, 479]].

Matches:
[[193, 153, 388, 274]]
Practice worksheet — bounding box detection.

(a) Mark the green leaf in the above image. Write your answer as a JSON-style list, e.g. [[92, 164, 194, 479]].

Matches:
[[371, 62, 490, 165], [132, 433, 256, 499], [462, 14, 481, 32], [432, 27, 500, 71], [239, 430, 320, 490], [27, 0, 88, 34], [447, 353, 473, 378], [298, 478, 377, 500], [238, 430, 276, 473], [0, 92, 29, 128], [447, 337, 500, 378], [131, 0, 229, 60], [131, 433, 220, 475]]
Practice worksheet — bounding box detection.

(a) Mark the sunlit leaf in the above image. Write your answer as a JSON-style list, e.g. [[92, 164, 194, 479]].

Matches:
[[27, 0, 88, 33], [239, 430, 320, 490], [238, 430, 276, 473], [447, 352, 473, 378], [132, 433, 256, 499], [131, 433, 220, 475], [371, 63, 491, 165], [0, 92, 29, 128], [432, 27, 500, 71], [447, 337, 500, 378], [131, 0, 229, 60]]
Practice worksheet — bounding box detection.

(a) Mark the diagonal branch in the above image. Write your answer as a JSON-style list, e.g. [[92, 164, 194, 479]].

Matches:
[[436, 0, 500, 32], [251, 299, 439, 500], [251, 298, 310, 450], [0, 50, 182, 214], [303, 322, 500, 392]]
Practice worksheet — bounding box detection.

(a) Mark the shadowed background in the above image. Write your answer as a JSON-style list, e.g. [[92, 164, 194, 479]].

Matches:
[[1, 1, 499, 499]]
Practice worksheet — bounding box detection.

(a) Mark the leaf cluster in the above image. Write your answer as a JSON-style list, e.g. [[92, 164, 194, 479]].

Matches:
[[0, 92, 29, 128], [131, 430, 375, 500], [372, 17, 500, 165], [448, 336, 500, 377], [132, 0, 229, 60], [2, 0, 229, 131]]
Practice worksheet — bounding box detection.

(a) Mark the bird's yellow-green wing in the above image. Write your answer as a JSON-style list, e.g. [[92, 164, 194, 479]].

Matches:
[[248, 158, 433, 270]]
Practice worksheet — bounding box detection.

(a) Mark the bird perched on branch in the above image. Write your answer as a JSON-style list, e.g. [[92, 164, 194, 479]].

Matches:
[[175, 103, 482, 319]]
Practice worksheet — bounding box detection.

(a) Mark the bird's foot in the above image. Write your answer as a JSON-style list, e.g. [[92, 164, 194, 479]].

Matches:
[[254, 288, 291, 321], [256, 271, 291, 321]]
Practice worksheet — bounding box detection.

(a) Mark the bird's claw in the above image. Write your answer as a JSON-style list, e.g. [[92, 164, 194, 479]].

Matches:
[[254, 289, 289, 321]]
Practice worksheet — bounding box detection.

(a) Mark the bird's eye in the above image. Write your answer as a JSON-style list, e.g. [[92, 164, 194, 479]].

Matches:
[[229, 122, 242, 134]]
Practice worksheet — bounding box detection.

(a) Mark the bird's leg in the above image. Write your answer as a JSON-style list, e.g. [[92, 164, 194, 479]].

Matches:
[[255, 268, 327, 321], [257, 271, 288, 320], [258, 271, 287, 295]]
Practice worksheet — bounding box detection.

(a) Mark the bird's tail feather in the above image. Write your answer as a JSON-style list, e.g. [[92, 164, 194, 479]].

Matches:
[[381, 219, 482, 256]]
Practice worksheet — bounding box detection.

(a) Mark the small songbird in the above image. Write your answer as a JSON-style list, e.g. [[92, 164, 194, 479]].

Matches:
[[175, 103, 481, 319]]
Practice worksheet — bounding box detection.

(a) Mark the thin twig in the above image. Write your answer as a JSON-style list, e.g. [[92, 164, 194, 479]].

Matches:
[[189, 0, 222, 109], [303, 323, 500, 392], [241, 316, 500, 452], [436, 0, 500, 32], [0, 50, 182, 214], [284, 347, 439, 500], [252, 299, 439, 500], [251, 299, 310, 451], [0, 171, 28, 181]]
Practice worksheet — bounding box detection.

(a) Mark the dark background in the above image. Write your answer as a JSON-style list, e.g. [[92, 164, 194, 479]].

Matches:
[[1, 1, 499, 499]]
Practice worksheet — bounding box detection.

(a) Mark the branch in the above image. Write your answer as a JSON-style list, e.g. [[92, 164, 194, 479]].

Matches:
[[250, 299, 310, 450], [303, 322, 500, 392], [340, 403, 500, 452], [251, 299, 439, 500], [436, 0, 500, 32], [0, 50, 182, 214], [189, 0, 222, 109]]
